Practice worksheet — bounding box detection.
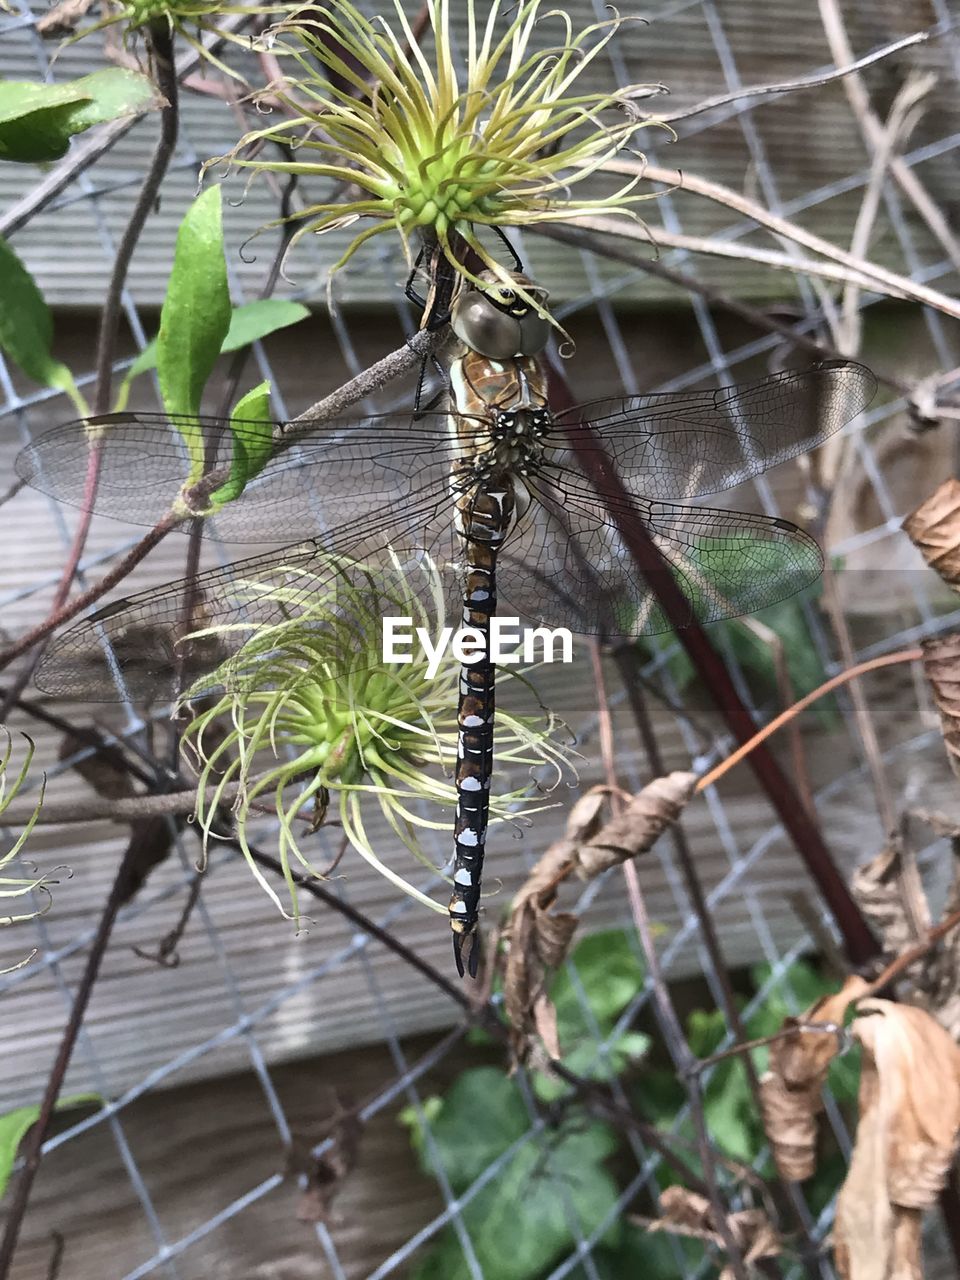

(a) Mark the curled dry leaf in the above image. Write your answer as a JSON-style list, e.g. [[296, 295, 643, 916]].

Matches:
[[921, 632, 960, 781], [643, 1186, 781, 1277], [501, 790, 606, 1063], [35, 0, 96, 35], [501, 775, 695, 1063], [286, 1102, 363, 1225], [851, 838, 930, 987], [575, 771, 698, 878], [855, 819, 960, 1038], [903, 478, 960, 591], [834, 999, 960, 1280], [760, 975, 869, 1181]]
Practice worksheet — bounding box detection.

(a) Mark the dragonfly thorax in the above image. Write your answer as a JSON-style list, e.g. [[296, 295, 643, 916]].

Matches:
[[465, 406, 552, 481]]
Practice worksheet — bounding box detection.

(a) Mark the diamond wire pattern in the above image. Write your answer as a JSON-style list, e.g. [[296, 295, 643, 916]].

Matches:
[[1, 1, 959, 1276]]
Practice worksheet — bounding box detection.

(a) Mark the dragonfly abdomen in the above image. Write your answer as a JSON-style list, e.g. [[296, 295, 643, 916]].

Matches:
[[449, 484, 515, 978]]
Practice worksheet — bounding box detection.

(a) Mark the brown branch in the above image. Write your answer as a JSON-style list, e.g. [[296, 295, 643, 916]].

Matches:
[[696, 649, 923, 793]]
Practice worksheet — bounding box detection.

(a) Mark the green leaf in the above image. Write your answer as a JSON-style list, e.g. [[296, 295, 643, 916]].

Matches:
[[702, 1057, 759, 1163], [401, 1067, 528, 1189], [534, 1031, 650, 1103], [411, 1121, 621, 1280], [568, 1222, 704, 1279], [210, 381, 274, 507], [0, 1094, 101, 1198], [550, 928, 645, 1043], [0, 70, 159, 163], [156, 185, 231, 473], [0, 236, 85, 413], [113, 299, 309, 412]]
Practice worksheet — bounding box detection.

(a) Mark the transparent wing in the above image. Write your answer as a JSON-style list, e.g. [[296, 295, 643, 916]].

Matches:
[[496, 478, 823, 637], [551, 359, 876, 501], [15, 410, 466, 542], [35, 484, 466, 703]]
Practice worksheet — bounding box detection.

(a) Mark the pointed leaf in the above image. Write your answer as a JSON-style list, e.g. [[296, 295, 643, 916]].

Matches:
[[211, 381, 274, 506], [0, 1093, 101, 1198], [0, 235, 84, 412], [113, 299, 309, 411], [156, 186, 231, 473], [0, 70, 160, 163]]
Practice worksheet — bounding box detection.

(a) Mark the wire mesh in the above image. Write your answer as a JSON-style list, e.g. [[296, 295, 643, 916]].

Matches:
[[1, 0, 960, 1276]]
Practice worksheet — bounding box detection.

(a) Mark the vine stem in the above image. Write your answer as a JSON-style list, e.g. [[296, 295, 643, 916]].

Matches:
[[0, 840, 142, 1277], [0, 514, 177, 674], [612, 646, 822, 1275], [590, 642, 751, 1280], [696, 648, 923, 793]]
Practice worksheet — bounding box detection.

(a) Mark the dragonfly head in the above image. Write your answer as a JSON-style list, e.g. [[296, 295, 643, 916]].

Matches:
[[451, 270, 550, 359]]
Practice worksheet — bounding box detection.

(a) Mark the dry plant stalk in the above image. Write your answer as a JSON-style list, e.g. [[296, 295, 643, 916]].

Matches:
[[641, 1185, 781, 1278], [501, 773, 697, 1062], [760, 975, 869, 1181], [834, 1000, 960, 1280], [920, 633, 960, 782], [852, 825, 960, 1037], [903, 479, 960, 590], [851, 839, 930, 986]]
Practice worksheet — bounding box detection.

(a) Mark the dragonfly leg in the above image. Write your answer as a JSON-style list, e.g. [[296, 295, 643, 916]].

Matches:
[[492, 224, 524, 274], [404, 246, 429, 312]]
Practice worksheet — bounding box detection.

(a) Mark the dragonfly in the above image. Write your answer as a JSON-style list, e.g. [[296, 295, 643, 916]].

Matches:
[[16, 273, 876, 974]]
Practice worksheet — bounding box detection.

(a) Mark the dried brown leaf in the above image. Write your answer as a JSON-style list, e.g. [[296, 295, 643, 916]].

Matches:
[[576, 772, 697, 878], [503, 774, 693, 1062], [35, 0, 96, 35], [644, 1186, 781, 1275], [501, 802, 592, 1064], [761, 975, 869, 1182], [903, 478, 960, 590], [834, 1000, 960, 1280], [921, 633, 960, 781], [759, 1070, 822, 1182], [852, 839, 930, 985], [287, 1105, 363, 1225]]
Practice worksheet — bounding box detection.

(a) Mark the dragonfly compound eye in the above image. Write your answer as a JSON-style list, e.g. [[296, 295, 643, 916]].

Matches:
[[451, 290, 524, 360]]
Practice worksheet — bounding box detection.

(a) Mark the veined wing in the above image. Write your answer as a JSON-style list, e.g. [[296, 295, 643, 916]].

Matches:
[[16, 409, 469, 543], [497, 478, 822, 637], [35, 484, 465, 703], [551, 360, 876, 502]]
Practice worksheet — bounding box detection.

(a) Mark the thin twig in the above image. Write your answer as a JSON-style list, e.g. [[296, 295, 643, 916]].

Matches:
[[534, 222, 909, 397], [837, 74, 935, 354], [589, 642, 751, 1280], [613, 649, 821, 1273], [133, 865, 204, 967], [568, 161, 960, 322], [818, 564, 897, 836], [864, 905, 960, 997], [654, 30, 930, 124], [817, 0, 960, 276], [0, 835, 147, 1274], [0, 783, 240, 827], [0, 513, 177, 674], [688, 904, 960, 1078], [696, 648, 923, 793]]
